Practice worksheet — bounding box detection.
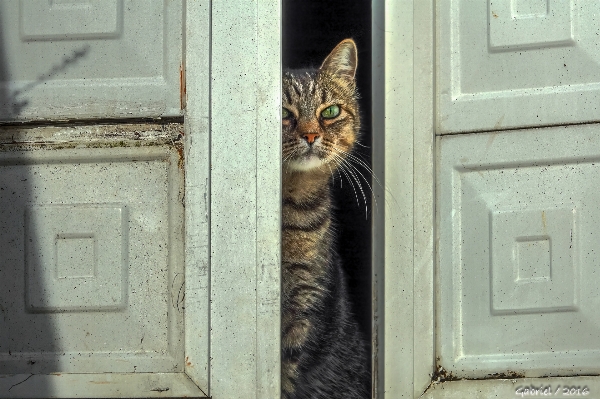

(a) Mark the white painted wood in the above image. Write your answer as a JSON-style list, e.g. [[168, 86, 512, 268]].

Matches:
[[0, 372, 207, 398], [412, 0, 436, 395], [184, 0, 211, 393], [255, 1, 282, 398], [0, 1, 183, 121], [372, 1, 385, 396], [0, 128, 206, 397], [373, 0, 414, 395], [437, 0, 600, 133], [381, 0, 600, 396], [429, 0, 600, 396], [438, 125, 600, 379], [0, 1, 280, 397], [423, 376, 600, 399], [208, 1, 281, 398], [373, 0, 435, 397], [0, 144, 184, 375]]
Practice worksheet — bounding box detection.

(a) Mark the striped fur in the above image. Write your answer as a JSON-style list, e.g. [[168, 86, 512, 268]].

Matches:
[[282, 39, 370, 399]]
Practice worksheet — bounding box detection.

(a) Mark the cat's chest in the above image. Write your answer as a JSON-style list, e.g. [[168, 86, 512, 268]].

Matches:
[[282, 172, 330, 201]]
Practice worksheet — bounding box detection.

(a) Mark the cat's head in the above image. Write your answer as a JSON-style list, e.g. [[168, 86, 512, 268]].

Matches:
[[282, 39, 360, 173]]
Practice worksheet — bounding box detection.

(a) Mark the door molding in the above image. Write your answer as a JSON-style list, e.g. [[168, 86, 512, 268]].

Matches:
[[185, 0, 282, 398], [372, 0, 435, 397]]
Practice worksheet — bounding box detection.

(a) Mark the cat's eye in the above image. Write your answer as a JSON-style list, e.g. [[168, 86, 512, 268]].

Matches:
[[282, 107, 292, 119], [321, 104, 340, 119]]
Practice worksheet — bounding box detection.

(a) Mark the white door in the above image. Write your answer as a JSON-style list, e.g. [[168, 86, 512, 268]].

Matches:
[[0, 1, 281, 398], [0, 1, 198, 396], [375, 0, 600, 397], [437, 0, 600, 382], [0, 1, 183, 121]]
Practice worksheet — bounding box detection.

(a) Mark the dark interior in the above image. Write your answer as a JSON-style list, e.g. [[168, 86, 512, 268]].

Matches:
[[282, 0, 373, 366]]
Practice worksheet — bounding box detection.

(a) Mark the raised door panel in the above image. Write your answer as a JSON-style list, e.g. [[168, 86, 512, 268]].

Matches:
[[437, 0, 600, 133], [0, 1, 182, 121], [437, 125, 600, 378], [0, 128, 185, 375]]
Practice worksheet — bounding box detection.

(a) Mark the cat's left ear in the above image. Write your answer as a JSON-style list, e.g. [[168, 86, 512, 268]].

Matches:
[[319, 39, 358, 80]]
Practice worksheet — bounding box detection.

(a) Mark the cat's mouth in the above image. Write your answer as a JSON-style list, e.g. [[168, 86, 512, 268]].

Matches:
[[287, 152, 325, 172]]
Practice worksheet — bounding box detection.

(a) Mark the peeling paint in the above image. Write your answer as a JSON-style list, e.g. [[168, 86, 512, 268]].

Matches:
[[0, 123, 184, 152], [422, 364, 528, 397], [180, 63, 187, 110], [431, 365, 460, 383], [175, 141, 185, 170], [541, 210, 547, 232], [487, 371, 526, 379]]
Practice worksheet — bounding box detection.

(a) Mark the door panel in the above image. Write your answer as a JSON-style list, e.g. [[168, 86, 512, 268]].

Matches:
[[438, 125, 600, 378], [436, 0, 600, 385], [380, 0, 600, 396], [0, 127, 185, 375], [20, 0, 122, 40], [0, 1, 182, 121], [0, 372, 206, 398], [437, 0, 600, 133]]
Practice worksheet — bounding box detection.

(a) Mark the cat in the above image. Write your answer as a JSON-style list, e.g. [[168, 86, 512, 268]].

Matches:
[[281, 39, 371, 399]]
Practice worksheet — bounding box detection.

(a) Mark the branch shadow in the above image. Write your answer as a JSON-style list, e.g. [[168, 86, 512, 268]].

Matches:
[[0, 3, 88, 396], [5, 44, 90, 118], [0, 28, 90, 122]]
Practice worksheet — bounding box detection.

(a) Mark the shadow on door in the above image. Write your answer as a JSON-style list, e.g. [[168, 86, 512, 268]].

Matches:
[[0, 2, 58, 395]]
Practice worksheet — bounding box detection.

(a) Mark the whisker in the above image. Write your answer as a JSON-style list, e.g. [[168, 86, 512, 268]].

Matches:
[[326, 142, 384, 217], [340, 157, 377, 215], [330, 152, 362, 210], [335, 146, 384, 190], [336, 144, 400, 211], [333, 153, 369, 217], [324, 160, 337, 186]]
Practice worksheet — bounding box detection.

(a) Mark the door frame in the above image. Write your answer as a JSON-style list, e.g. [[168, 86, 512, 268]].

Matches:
[[372, 0, 436, 397], [185, 0, 282, 398]]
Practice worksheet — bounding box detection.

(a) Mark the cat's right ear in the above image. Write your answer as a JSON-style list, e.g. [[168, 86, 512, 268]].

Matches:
[[319, 39, 358, 80]]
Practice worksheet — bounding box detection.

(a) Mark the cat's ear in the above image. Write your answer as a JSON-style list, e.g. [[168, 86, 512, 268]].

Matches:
[[319, 39, 357, 80]]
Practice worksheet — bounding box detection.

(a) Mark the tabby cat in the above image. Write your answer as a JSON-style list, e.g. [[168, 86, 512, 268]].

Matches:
[[281, 39, 370, 399]]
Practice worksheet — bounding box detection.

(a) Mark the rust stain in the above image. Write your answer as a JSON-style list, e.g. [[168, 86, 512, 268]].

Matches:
[[541, 210, 547, 232], [492, 11, 499, 18], [186, 356, 193, 367], [180, 63, 187, 110], [428, 364, 525, 390], [165, 124, 185, 171], [176, 142, 184, 170], [432, 365, 460, 382]]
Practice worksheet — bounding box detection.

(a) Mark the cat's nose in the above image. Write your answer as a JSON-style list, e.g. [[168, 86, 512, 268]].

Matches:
[[303, 133, 319, 144]]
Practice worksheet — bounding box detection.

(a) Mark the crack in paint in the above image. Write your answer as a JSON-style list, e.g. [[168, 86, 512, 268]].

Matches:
[[8, 374, 34, 392]]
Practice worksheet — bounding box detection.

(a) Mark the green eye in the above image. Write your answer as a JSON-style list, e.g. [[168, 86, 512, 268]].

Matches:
[[282, 108, 291, 119], [321, 105, 340, 119]]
